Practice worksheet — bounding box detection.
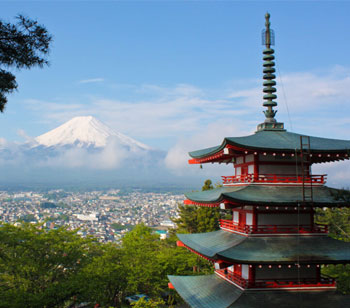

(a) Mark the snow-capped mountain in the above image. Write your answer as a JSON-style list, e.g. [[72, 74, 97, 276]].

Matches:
[[34, 116, 151, 151], [0, 116, 176, 188]]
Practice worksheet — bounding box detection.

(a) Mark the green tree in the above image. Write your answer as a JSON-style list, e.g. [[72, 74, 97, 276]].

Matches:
[[121, 224, 164, 296], [79, 243, 127, 307], [202, 179, 213, 191], [0, 15, 52, 111], [131, 297, 164, 308], [173, 179, 220, 233], [315, 189, 350, 294], [159, 233, 213, 277], [172, 204, 198, 233], [0, 223, 98, 308]]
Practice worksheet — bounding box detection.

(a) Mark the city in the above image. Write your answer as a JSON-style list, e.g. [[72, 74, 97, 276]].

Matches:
[[0, 189, 182, 242]]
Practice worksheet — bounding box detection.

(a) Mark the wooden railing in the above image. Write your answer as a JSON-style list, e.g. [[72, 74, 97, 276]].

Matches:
[[222, 174, 326, 185], [216, 269, 335, 289], [219, 219, 328, 234], [216, 269, 249, 288]]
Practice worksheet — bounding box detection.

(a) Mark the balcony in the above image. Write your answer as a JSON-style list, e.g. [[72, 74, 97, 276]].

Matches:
[[222, 174, 326, 185], [216, 269, 336, 289], [219, 219, 328, 234]]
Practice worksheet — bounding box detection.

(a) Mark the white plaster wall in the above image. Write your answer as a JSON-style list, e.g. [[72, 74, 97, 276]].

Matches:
[[235, 167, 241, 175], [246, 213, 253, 225], [242, 265, 249, 279], [233, 211, 239, 223], [248, 164, 255, 174]]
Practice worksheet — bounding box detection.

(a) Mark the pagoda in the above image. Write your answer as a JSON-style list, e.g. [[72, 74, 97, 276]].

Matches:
[[168, 13, 350, 307]]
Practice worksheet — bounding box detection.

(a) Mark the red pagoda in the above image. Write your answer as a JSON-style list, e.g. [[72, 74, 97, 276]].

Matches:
[[168, 13, 350, 307]]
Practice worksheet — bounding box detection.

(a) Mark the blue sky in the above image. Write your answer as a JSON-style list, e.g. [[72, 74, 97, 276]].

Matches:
[[2, 1, 350, 157]]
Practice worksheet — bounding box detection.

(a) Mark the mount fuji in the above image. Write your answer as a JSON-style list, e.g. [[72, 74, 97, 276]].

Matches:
[[0, 116, 179, 188], [34, 116, 151, 151]]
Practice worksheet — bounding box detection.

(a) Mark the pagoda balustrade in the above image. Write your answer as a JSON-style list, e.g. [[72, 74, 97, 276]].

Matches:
[[216, 269, 336, 289], [222, 174, 326, 185], [219, 219, 328, 234]]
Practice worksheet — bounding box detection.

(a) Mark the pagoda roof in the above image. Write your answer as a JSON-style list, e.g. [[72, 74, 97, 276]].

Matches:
[[185, 185, 347, 207], [189, 130, 350, 163], [168, 274, 350, 308], [177, 230, 350, 263]]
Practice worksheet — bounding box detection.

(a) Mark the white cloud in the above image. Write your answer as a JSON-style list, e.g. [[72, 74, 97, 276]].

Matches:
[[34, 136, 128, 170], [24, 66, 350, 145], [18, 66, 350, 182], [17, 129, 36, 143], [313, 160, 350, 189], [165, 120, 251, 175], [78, 78, 104, 84]]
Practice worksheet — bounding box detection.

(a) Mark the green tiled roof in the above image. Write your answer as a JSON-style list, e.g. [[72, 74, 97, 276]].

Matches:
[[189, 130, 350, 158], [177, 230, 245, 258], [178, 230, 350, 263], [168, 274, 350, 308], [185, 185, 347, 206], [168, 274, 242, 308]]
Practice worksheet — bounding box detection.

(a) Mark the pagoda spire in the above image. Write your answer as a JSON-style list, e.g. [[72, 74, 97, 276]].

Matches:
[[262, 12, 277, 123]]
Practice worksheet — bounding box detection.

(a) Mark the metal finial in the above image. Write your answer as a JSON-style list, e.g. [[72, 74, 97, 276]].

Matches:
[[265, 13, 271, 48], [262, 13, 277, 123], [262, 12, 275, 47]]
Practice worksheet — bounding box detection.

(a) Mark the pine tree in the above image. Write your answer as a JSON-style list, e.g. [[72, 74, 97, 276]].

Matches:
[[173, 179, 220, 233], [0, 15, 52, 111]]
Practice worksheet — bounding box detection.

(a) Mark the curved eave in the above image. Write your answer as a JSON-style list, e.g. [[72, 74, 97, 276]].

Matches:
[[177, 230, 350, 264], [184, 185, 349, 208], [177, 230, 245, 259], [188, 131, 350, 164], [168, 274, 350, 308], [168, 274, 243, 308]]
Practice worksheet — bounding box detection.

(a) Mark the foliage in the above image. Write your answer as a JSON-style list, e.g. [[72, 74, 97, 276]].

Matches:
[[315, 189, 350, 294], [322, 264, 350, 294], [111, 222, 128, 230], [0, 15, 52, 111], [131, 297, 164, 308], [172, 179, 220, 234], [0, 220, 211, 307], [158, 233, 213, 277], [121, 224, 164, 296], [0, 223, 99, 308], [316, 207, 350, 241], [173, 204, 220, 234], [202, 179, 213, 191], [78, 243, 127, 307]]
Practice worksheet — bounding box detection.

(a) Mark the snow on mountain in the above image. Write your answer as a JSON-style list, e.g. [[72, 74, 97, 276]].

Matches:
[[35, 116, 151, 150]]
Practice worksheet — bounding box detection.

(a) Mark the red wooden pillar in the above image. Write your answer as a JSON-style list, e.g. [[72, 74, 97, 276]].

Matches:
[[254, 153, 259, 180], [248, 265, 255, 288], [234, 264, 242, 277], [252, 207, 257, 232]]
